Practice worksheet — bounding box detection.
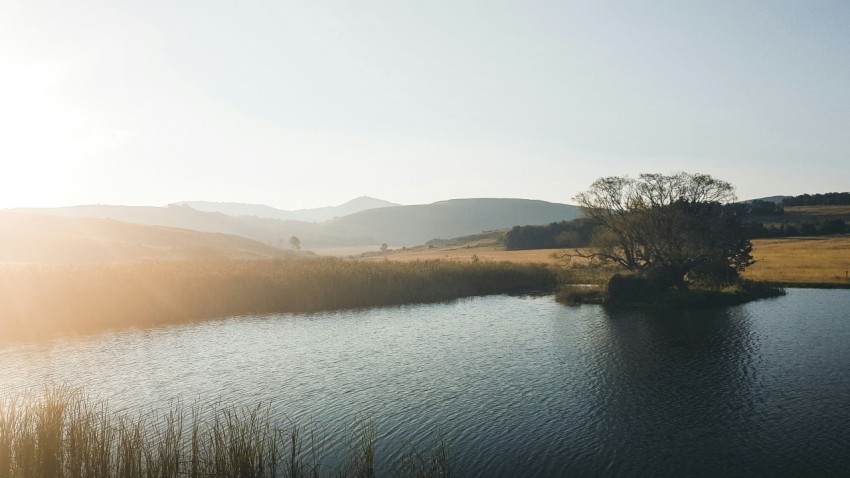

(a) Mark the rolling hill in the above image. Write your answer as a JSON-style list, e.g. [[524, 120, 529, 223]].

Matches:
[[325, 198, 582, 245], [9, 198, 582, 249], [745, 196, 791, 204], [10, 204, 375, 248], [175, 196, 399, 222], [0, 213, 308, 264]]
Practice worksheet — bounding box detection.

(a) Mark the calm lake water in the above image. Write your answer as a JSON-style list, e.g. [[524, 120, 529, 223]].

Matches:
[[2, 289, 850, 477]]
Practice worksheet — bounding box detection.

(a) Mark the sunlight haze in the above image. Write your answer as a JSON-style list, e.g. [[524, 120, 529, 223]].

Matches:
[[2, 0, 849, 209]]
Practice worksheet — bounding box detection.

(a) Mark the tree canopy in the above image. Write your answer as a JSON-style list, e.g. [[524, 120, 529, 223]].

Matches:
[[573, 172, 754, 289], [783, 192, 850, 207], [289, 235, 301, 250], [503, 218, 598, 250]]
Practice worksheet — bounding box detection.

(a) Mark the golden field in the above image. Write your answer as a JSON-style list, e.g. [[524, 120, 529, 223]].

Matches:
[[784, 205, 850, 217], [2, 234, 847, 344], [742, 236, 850, 285], [374, 236, 850, 286]]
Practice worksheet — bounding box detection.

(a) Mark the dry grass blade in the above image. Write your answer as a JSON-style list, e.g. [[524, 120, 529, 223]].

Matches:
[[0, 388, 461, 477]]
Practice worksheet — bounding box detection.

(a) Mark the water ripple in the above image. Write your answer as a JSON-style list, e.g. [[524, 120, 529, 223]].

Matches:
[[1, 291, 850, 476]]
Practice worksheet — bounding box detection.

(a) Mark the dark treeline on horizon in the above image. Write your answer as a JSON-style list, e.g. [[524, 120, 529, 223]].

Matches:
[[782, 192, 850, 207], [744, 218, 848, 238], [503, 218, 598, 250], [727, 199, 785, 216], [505, 198, 849, 250]]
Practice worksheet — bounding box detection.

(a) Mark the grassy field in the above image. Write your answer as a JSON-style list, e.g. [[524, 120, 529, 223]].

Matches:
[[3, 235, 848, 344], [784, 205, 850, 218], [742, 236, 850, 286], [376, 236, 850, 287], [372, 245, 566, 264]]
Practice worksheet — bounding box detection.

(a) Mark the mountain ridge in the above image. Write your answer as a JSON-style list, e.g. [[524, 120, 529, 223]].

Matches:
[[326, 198, 581, 245], [174, 196, 399, 222], [8, 197, 582, 250]]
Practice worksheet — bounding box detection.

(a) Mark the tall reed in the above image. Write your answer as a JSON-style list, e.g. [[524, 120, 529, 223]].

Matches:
[[0, 259, 557, 343], [398, 434, 450, 478], [0, 388, 450, 478]]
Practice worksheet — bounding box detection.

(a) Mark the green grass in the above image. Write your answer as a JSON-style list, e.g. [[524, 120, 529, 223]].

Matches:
[[0, 258, 557, 343], [0, 387, 450, 478]]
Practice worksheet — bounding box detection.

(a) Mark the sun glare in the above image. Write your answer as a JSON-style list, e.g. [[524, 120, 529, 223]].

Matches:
[[0, 64, 79, 208]]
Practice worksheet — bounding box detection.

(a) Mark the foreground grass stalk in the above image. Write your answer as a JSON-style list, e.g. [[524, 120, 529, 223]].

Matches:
[[0, 388, 450, 478], [340, 419, 376, 478], [399, 434, 451, 478]]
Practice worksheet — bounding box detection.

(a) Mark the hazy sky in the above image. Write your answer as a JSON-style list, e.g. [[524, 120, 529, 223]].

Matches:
[[2, 0, 849, 209]]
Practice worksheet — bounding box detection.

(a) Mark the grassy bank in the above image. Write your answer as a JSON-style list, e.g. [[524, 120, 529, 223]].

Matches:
[[607, 280, 786, 309], [378, 236, 850, 288], [556, 276, 786, 308], [0, 259, 556, 343], [0, 387, 449, 478]]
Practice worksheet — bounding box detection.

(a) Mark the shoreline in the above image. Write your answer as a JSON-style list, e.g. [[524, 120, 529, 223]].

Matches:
[[748, 280, 850, 289], [0, 259, 556, 345], [1, 255, 848, 345]]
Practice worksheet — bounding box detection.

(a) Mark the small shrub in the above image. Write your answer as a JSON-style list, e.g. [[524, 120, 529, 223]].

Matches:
[[604, 274, 662, 305], [555, 285, 604, 306]]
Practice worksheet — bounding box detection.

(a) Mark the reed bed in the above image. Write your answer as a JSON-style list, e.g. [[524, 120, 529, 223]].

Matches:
[[0, 258, 556, 343], [0, 387, 449, 478]]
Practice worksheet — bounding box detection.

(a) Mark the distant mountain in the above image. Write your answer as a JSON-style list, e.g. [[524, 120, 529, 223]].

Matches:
[[291, 196, 400, 222], [10, 198, 581, 249], [744, 196, 790, 204], [325, 198, 581, 245], [175, 196, 399, 222], [9, 205, 375, 249], [171, 202, 298, 221], [0, 212, 306, 264]]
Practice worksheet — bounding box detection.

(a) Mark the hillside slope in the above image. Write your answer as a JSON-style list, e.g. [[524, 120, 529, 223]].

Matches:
[[10, 205, 374, 248], [326, 198, 581, 245], [0, 213, 307, 263], [10, 198, 581, 248]]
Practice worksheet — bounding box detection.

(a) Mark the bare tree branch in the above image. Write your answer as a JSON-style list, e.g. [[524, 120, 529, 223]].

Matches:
[[572, 172, 753, 289]]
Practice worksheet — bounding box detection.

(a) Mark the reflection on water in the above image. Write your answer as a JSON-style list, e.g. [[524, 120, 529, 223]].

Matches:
[[582, 308, 760, 476], [1, 289, 849, 477]]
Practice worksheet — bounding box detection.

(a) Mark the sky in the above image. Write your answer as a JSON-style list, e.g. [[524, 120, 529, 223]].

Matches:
[[2, 0, 849, 210]]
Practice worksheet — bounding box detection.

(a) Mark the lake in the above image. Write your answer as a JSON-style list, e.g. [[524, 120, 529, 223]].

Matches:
[[1, 289, 849, 477]]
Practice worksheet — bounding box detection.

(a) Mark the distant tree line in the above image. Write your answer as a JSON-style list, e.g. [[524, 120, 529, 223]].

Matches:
[[731, 195, 850, 237], [506, 196, 848, 250], [503, 218, 598, 250], [725, 199, 785, 217], [782, 192, 850, 207], [745, 219, 847, 238]]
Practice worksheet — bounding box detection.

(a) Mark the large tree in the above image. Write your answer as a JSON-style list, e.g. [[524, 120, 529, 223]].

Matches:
[[573, 172, 754, 289]]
